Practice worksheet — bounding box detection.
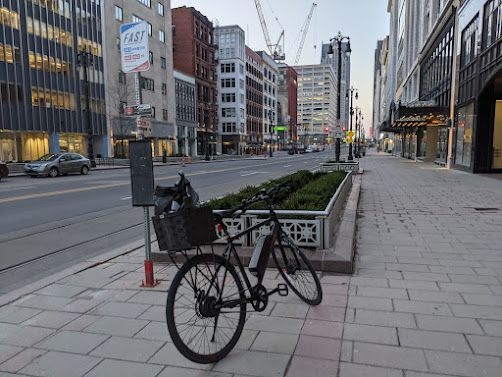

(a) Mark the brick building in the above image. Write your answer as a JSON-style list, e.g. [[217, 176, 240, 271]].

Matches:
[[171, 6, 217, 157], [278, 64, 298, 144], [245, 46, 263, 153]]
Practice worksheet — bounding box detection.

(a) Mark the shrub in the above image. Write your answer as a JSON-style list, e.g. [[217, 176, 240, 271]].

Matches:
[[202, 170, 347, 211]]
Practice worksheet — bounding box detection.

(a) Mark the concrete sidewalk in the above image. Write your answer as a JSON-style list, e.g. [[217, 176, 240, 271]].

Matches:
[[1, 151, 502, 376]]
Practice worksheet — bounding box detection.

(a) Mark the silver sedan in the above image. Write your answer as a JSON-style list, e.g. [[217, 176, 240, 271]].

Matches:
[[24, 153, 91, 178]]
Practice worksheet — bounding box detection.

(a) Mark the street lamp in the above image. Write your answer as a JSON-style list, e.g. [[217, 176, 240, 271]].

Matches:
[[268, 110, 273, 157], [328, 31, 351, 162], [204, 107, 210, 161], [347, 86, 358, 161], [77, 49, 96, 167], [354, 107, 361, 158]]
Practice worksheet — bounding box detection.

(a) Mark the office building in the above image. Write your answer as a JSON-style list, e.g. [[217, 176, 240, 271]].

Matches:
[[0, 0, 105, 162], [103, 0, 176, 158], [245, 46, 264, 153], [278, 64, 298, 144], [174, 70, 197, 156], [215, 25, 246, 155], [294, 64, 337, 146]]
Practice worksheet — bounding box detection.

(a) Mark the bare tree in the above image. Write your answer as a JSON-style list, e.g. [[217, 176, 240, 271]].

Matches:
[[106, 74, 135, 158]]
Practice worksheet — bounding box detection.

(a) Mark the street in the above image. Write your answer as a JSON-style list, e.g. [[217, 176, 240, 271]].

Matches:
[[0, 152, 331, 293]]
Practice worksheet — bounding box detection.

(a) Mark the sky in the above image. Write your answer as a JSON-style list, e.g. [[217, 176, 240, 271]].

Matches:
[[171, 0, 390, 135]]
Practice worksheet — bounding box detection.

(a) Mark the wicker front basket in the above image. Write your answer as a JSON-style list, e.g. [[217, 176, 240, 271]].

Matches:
[[152, 207, 217, 251]]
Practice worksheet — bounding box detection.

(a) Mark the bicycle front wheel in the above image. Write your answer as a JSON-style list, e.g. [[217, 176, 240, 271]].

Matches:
[[272, 231, 323, 305], [166, 253, 246, 364]]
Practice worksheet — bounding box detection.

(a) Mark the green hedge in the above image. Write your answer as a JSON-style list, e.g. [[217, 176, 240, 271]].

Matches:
[[202, 170, 347, 211]]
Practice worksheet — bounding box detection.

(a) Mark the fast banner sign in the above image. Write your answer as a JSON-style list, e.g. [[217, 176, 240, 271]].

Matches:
[[120, 22, 150, 73]]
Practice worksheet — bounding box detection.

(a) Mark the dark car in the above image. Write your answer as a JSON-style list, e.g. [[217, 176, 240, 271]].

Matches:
[[0, 160, 8, 181], [24, 153, 91, 178]]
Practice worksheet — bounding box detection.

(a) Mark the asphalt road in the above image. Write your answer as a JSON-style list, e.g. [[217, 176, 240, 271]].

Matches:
[[0, 151, 333, 293]]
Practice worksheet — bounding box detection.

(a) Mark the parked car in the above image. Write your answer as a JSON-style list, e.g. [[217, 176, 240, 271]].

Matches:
[[0, 160, 8, 181], [24, 153, 91, 178]]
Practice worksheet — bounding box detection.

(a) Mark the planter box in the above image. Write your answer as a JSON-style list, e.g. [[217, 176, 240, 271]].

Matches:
[[320, 161, 359, 172], [214, 171, 353, 249]]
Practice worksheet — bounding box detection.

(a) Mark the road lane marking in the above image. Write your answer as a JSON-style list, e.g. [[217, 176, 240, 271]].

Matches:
[[1, 161, 291, 204], [241, 172, 268, 177], [121, 196, 132, 200], [0, 182, 125, 204]]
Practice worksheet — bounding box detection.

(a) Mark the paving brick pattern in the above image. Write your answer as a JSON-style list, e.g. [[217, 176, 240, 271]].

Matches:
[[1, 152, 501, 376], [344, 155, 502, 377]]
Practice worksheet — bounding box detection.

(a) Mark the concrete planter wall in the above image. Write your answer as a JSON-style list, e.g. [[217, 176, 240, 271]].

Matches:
[[319, 161, 359, 172], [214, 171, 353, 249]]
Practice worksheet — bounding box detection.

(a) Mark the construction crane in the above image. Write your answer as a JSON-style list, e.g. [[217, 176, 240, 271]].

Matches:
[[294, 3, 317, 65], [253, 0, 285, 60]]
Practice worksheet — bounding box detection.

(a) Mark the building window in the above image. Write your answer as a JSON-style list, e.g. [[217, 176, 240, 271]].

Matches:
[[460, 16, 478, 67], [162, 83, 167, 95], [221, 78, 235, 88], [141, 77, 155, 91], [160, 56, 166, 69], [159, 29, 165, 42], [158, 2, 164, 16], [163, 109, 168, 120], [114, 5, 123, 21], [132, 15, 152, 36], [118, 71, 126, 84], [0, 7, 20, 29], [151, 106, 156, 118], [483, 0, 502, 49], [137, 0, 151, 7]]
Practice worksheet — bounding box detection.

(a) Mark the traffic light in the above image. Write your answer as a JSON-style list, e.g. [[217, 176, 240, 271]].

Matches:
[[342, 127, 346, 132]]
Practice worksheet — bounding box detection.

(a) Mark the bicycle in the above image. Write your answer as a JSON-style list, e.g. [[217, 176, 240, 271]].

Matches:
[[160, 174, 323, 364]]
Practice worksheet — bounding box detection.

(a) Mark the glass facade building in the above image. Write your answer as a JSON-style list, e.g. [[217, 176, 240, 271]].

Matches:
[[0, 0, 105, 162]]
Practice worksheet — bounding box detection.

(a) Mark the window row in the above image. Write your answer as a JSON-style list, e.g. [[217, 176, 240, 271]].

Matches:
[[221, 107, 236, 117], [221, 63, 235, 73], [29, 51, 71, 74], [32, 87, 75, 110], [0, 83, 23, 103], [26, 17, 73, 47], [0, 7, 20, 29], [31, 0, 72, 18]]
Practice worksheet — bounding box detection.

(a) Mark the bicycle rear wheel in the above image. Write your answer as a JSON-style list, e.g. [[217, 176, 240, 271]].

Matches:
[[166, 253, 246, 363], [272, 231, 322, 305]]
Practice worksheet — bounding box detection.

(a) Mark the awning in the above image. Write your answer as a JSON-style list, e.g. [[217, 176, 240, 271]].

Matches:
[[390, 103, 449, 130]]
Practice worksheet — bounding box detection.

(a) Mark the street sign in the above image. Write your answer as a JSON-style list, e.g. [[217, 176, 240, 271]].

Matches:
[[124, 104, 152, 116], [346, 136, 354, 143], [346, 130, 355, 138], [120, 22, 150, 73], [136, 118, 150, 129]]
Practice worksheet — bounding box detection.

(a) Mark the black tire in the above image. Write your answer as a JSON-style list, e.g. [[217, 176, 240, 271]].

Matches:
[[272, 231, 323, 305], [166, 253, 246, 363], [81, 165, 89, 175], [48, 167, 58, 178]]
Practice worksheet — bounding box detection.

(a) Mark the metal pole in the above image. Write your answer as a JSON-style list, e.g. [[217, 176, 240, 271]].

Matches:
[[348, 89, 354, 161], [335, 38, 342, 162], [134, 72, 156, 287], [268, 110, 273, 157], [81, 51, 96, 168]]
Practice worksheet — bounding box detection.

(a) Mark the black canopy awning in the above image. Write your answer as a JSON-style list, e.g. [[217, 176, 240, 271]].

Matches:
[[390, 104, 449, 129]]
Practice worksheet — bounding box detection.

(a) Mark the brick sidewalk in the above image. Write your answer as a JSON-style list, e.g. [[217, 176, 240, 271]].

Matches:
[[341, 153, 502, 377], [1, 151, 502, 376]]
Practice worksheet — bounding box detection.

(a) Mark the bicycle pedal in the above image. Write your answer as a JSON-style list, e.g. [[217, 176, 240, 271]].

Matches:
[[277, 283, 288, 296]]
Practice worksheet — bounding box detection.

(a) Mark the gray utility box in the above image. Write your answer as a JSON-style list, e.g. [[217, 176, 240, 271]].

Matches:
[[129, 140, 154, 206]]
